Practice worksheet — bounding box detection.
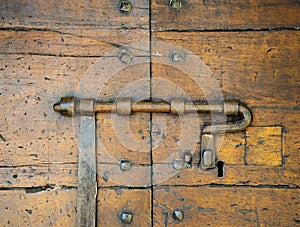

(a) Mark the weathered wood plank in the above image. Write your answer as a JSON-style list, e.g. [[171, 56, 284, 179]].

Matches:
[[153, 187, 300, 226], [0, 188, 151, 226], [0, 0, 149, 29], [3, 161, 300, 188], [97, 163, 151, 187], [0, 163, 152, 188], [152, 30, 300, 108], [0, 29, 149, 56], [152, 0, 300, 31], [246, 126, 282, 166], [153, 164, 300, 186], [98, 188, 151, 226], [0, 189, 77, 226], [97, 113, 150, 165]]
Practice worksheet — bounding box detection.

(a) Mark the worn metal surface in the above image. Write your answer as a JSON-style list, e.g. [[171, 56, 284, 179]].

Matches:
[[54, 97, 249, 116], [77, 100, 97, 227], [200, 134, 216, 169]]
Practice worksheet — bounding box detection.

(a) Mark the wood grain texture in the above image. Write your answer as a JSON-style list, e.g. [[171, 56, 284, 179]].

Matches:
[[0, 29, 149, 57], [0, 188, 151, 226], [246, 126, 282, 166], [0, 189, 77, 226], [153, 187, 300, 226], [152, 31, 300, 108], [0, 0, 149, 29], [98, 188, 151, 226], [152, 0, 300, 31]]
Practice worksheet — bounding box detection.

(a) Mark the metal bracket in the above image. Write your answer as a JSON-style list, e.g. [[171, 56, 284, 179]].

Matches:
[[53, 96, 252, 225], [77, 99, 97, 227]]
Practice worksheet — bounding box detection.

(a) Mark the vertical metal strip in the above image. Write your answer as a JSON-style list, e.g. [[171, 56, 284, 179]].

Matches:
[[77, 114, 97, 227]]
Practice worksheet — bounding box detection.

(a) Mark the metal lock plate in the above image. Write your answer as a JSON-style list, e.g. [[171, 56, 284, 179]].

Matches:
[[200, 134, 216, 169]]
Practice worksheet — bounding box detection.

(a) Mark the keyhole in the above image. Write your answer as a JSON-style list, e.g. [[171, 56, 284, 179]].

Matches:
[[217, 161, 225, 177]]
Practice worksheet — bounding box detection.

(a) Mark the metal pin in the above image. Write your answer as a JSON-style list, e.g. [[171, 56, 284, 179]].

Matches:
[[172, 209, 184, 222], [118, 0, 132, 14], [119, 49, 133, 64], [120, 211, 133, 224], [169, 0, 182, 11]]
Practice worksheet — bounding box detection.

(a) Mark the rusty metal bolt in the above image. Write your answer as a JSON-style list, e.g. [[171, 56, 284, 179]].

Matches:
[[172, 209, 184, 222], [119, 0, 132, 14], [171, 50, 185, 62], [120, 211, 133, 224], [120, 160, 132, 171], [119, 49, 133, 64], [169, 0, 182, 11]]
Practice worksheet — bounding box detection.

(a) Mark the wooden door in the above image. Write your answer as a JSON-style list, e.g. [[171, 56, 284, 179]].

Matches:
[[0, 0, 299, 226]]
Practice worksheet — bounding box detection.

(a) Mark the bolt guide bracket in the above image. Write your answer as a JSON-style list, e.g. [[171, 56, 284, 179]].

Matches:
[[53, 96, 252, 226]]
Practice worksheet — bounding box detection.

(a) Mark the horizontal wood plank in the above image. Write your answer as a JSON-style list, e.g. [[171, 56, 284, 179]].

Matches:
[[152, 0, 300, 31], [0, 0, 149, 29], [0, 189, 77, 226], [153, 187, 300, 226], [153, 165, 300, 186], [0, 29, 149, 57], [0, 188, 151, 226]]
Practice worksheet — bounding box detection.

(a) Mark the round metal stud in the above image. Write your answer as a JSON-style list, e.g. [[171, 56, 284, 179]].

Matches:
[[118, 0, 132, 14], [120, 160, 132, 171], [169, 0, 182, 11], [171, 50, 185, 62], [119, 49, 133, 64], [172, 209, 184, 222], [120, 211, 133, 224]]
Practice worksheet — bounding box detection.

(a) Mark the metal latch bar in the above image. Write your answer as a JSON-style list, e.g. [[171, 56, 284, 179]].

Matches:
[[53, 96, 252, 169], [53, 96, 252, 225], [53, 97, 241, 116]]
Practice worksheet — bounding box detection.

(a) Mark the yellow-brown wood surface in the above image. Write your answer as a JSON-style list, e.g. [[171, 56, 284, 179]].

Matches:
[[0, 0, 299, 226], [153, 187, 300, 226], [152, 0, 300, 31]]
